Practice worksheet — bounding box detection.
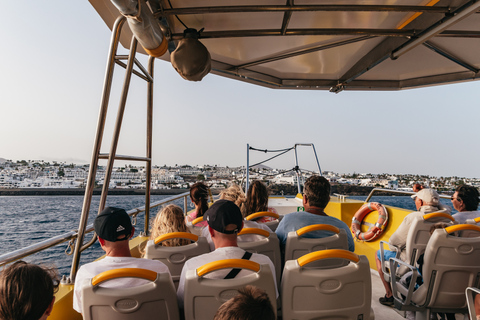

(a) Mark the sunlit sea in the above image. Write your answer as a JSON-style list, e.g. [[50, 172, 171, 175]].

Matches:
[[0, 194, 455, 276]]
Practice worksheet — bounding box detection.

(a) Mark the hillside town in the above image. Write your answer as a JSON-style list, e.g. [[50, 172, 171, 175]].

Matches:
[[0, 158, 478, 192]]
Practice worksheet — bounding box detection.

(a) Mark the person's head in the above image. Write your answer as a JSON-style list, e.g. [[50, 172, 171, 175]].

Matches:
[[220, 184, 246, 210], [190, 182, 210, 217], [412, 183, 424, 193], [412, 188, 440, 210], [150, 204, 190, 246], [244, 180, 269, 218], [303, 176, 330, 209], [94, 207, 134, 254], [452, 185, 480, 212], [213, 285, 275, 320], [0, 261, 59, 320], [205, 200, 243, 247]]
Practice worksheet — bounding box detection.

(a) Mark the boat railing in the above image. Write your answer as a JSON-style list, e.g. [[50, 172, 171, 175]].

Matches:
[[0, 192, 190, 268], [364, 188, 451, 203]]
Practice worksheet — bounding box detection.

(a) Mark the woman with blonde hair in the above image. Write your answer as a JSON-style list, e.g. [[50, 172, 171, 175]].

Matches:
[[150, 204, 191, 247], [219, 184, 246, 210]]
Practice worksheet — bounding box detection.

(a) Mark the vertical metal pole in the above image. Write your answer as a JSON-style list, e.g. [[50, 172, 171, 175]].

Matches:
[[311, 144, 322, 176], [246, 144, 250, 192], [70, 16, 126, 281], [99, 36, 139, 211], [294, 144, 301, 194], [144, 56, 155, 235], [184, 196, 188, 215]]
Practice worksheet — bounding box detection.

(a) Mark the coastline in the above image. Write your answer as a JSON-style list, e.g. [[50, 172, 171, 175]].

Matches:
[[0, 184, 381, 196]]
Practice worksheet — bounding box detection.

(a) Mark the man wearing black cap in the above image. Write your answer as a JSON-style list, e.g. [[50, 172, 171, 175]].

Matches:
[[176, 200, 277, 308], [73, 207, 169, 314]]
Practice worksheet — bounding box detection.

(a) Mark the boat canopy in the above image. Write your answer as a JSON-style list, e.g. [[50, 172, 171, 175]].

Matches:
[[90, 0, 480, 92]]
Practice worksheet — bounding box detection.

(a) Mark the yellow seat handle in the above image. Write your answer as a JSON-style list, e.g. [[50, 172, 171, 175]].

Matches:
[[154, 232, 198, 245], [238, 228, 270, 237], [191, 216, 205, 226], [297, 249, 360, 267], [296, 224, 340, 236], [423, 212, 455, 222], [445, 224, 480, 234], [245, 211, 280, 221], [92, 268, 157, 286], [196, 259, 260, 277]]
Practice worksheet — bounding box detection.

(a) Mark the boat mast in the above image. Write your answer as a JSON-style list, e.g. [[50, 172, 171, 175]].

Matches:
[[69, 15, 155, 281]]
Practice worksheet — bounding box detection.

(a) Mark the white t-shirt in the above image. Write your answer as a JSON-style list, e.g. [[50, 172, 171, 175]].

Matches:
[[453, 210, 480, 223], [73, 256, 170, 313], [176, 246, 277, 307], [201, 220, 273, 251]]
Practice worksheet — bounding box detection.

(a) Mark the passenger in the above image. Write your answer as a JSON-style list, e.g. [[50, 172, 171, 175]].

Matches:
[[149, 204, 191, 247], [213, 285, 275, 320], [185, 182, 210, 227], [73, 207, 170, 314], [177, 200, 277, 308], [376, 188, 451, 306], [202, 184, 272, 250], [412, 183, 424, 193], [451, 184, 480, 223], [243, 180, 271, 223], [275, 176, 355, 253], [0, 260, 59, 320]]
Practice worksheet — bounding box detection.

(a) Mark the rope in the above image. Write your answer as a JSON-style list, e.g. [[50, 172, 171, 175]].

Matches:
[[250, 168, 295, 178], [168, 0, 188, 29], [249, 148, 293, 168], [249, 146, 295, 153]]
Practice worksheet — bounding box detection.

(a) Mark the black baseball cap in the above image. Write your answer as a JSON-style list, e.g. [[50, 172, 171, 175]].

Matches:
[[94, 207, 133, 241], [205, 200, 243, 234]]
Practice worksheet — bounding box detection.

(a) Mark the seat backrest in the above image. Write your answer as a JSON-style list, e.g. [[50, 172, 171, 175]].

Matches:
[[237, 228, 281, 285], [186, 216, 206, 236], [183, 259, 277, 320], [245, 211, 281, 231], [144, 232, 210, 289], [285, 224, 349, 268], [462, 216, 480, 237], [416, 224, 480, 309], [82, 268, 179, 320], [281, 249, 372, 320], [405, 212, 455, 266]]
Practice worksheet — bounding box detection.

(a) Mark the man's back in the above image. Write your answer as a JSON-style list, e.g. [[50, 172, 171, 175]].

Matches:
[[177, 246, 277, 307], [276, 211, 355, 252]]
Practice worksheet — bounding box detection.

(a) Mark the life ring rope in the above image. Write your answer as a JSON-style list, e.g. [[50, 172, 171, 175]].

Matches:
[[351, 202, 388, 242]]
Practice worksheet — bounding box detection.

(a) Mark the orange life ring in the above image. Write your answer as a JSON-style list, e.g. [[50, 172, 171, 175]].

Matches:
[[351, 202, 388, 241]]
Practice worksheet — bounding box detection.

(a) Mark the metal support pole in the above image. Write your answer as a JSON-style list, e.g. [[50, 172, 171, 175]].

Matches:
[[246, 144, 250, 192], [294, 144, 301, 194], [99, 36, 139, 211], [70, 16, 126, 281], [311, 144, 322, 175], [144, 56, 155, 235]]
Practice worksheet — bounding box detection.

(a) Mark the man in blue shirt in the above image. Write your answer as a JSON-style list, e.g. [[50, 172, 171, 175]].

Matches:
[[275, 176, 355, 253]]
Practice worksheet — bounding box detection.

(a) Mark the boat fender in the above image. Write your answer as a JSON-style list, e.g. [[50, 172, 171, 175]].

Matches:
[[351, 202, 388, 241], [111, 0, 168, 57], [171, 28, 211, 81]]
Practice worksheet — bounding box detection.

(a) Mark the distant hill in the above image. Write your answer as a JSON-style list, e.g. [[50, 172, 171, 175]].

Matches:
[[250, 164, 271, 170]]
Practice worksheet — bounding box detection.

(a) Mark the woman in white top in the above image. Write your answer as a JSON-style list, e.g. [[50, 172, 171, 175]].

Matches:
[[452, 184, 480, 223]]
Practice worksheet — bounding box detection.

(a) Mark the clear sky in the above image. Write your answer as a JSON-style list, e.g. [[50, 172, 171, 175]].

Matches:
[[1, 1, 479, 178]]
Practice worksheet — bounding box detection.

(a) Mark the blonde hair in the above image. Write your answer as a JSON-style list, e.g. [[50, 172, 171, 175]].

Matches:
[[150, 204, 190, 247], [220, 184, 246, 211]]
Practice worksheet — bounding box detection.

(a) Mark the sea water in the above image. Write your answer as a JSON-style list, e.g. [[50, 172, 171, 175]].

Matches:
[[0, 194, 454, 276]]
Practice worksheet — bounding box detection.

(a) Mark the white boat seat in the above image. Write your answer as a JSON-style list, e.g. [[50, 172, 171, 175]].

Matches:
[[281, 249, 374, 320], [463, 216, 480, 237], [285, 224, 350, 268], [81, 268, 180, 320], [183, 259, 277, 320], [144, 232, 210, 289], [466, 286, 480, 320], [390, 224, 480, 319], [245, 211, 282, 231], [186, 216, 206, 236], [237, 227, 281, 285], [380, 212, 455, 283]]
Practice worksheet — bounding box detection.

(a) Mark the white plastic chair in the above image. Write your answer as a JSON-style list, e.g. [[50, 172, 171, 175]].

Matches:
[[245, 211, 282, 232], [466, 286, 480, 320], [390, 224, 480, 319], [237, 227, 281, 285], [183, 259, 277, 320], [281, 249, 374, 320], [186, 216, 206, 236], [144, 232, 210, 289], [81, 268, 179, 320]]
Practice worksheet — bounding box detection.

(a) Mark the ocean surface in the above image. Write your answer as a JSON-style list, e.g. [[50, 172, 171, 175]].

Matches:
[[0, 194, 455, 276]]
